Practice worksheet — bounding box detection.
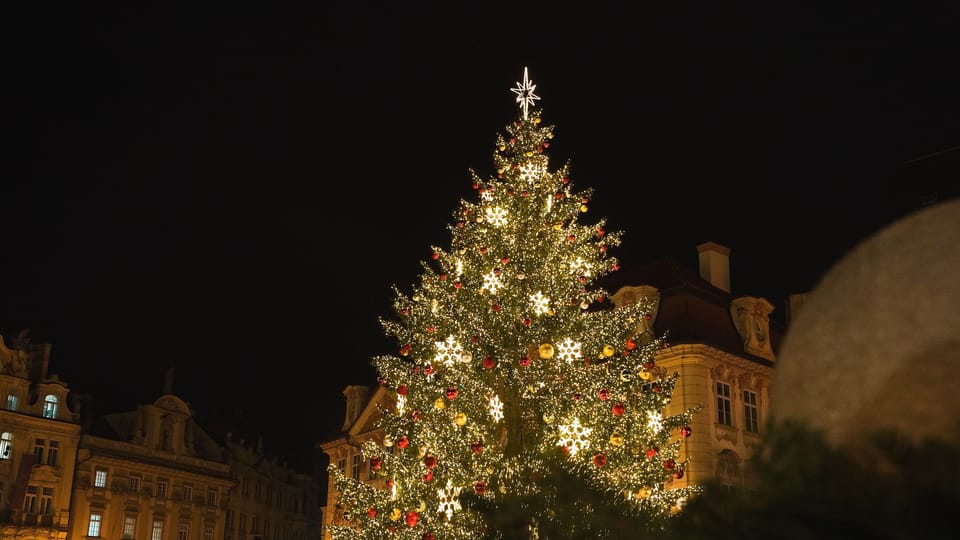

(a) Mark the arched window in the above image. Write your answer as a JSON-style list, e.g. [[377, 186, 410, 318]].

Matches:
[[0, 432, 13, 460], [42, 395, 58, 419], [716, 449, 742, 493]]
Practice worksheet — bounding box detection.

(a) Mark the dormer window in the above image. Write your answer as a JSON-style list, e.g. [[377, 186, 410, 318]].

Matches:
[[42, 395, 58, 419], [6, 394, 18, 411], [0, 432, 13, 460]]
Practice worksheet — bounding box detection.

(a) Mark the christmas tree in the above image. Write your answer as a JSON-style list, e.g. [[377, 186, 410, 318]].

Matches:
[[328, 68, 702, 540]]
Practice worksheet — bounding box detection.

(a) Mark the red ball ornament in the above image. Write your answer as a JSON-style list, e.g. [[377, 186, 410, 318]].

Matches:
[[431, 252, 439, 260], [440, 274, 447, 281], [501, 257, 510, 264], [405, 511, 419, 527], [411, 409, 420, 421], [471, 441, 483, 453], [367, 507, 377, 519], [401, 308, 410, 316], [445, 387, 458, 399], [645, 447, 659, 459], [680, 425, 693, 438], [596, 227, 605, 237], [613, 263, 620, 271], [400, 344, 412, 356], [397, 436, 409, 449], [673, 468, 685, 479], [612, 403, 625, 416], [644, 313, 652, 321], [599, 245, 608, 253], [426, 325, 435, 333], [454, 281, 462, 289], [471, 335, 480, 343], [625, 338, 636, 350], [492, 304, 502, 312], [473, 480, 487, 495], [371, 457, 382, 471], [644, 360, 655, 370], [482, 357, 496, 369], [423, 534, 436, 540], [397, 385, 408, 395], [423, 455, 437, 469], [422, 469, 434, 482], [479, 245, 487, 253], [472, 182, 479, 190], [663, 458, 676, 470], [573, 392, 582, 401], [523, 318, 532, 327], [562, 176, 570, 184], [521, 190, 529, 197], [518, 356, 531, 367], [424, 365, 435, 375], [567, 234, 575, 242], [598, 388, 610, 401], [593, 453, 607, 467], [652, 383, 663, 393], [386, 479, 395, 489]]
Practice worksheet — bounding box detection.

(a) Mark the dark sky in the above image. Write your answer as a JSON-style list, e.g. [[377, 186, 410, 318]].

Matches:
[[5, 4, 958, 470]]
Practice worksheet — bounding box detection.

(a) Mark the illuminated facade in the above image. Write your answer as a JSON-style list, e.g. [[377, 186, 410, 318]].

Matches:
[[69, 393, 235, 540], [318, 242, 788, 535], [222, 436, 323, 540], [0, 335, 81, 540]]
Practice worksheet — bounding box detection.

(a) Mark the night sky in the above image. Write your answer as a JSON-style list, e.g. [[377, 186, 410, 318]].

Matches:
[[6, 4, 958, 471]]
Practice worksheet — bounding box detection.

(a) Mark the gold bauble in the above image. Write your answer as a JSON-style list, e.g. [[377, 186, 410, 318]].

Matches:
[[417, 501, 426, 512], [434, 397, 446, 409], [525, 151, 534, 157], [638, 487, 653, 499], [454, 412, 468, 426], [639, 369, 652, 381], [390, 508, 402, 521], [538, 343, 555, 359], [499, 484, 507, 494], [602, 345, 616, 357], [534, 117, 541, 124], [417, 447, 427, 459], [383, 434, 394, 447], [580, 204, 588, 213], [542, 413, 555, 424], [609, 432, 624, 446]]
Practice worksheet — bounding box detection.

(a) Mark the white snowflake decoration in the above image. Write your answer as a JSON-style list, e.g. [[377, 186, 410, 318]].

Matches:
[[569, 257, 592, 277], [480, 189, 494, 203], [437, 479, 462, 521], [430, 298, 439, 313], [489, 394, 504, 422], [485, 206, 508, 227], [434, 336, 464, 368], [396, 394, 406, 415], [519, 162, 542, 184], [556, 337, 583, 364], [529, 292, 551, 316], [481, 269, 503, 295], [557, 417, 592, 456], [646, 410, 664, 433], [455, 258, 464, 278]]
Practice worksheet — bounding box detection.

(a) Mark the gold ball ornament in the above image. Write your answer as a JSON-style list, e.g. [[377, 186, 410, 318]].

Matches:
[[620, 368, 634, 382], [580, 204, 588, 213], [534, 117, 541, 124], [639, 369, 652, 381], [417, 501, 426, 512], [434, 398, 446, 409], [390, 508, 402, 521], [638, 487, 653, 498], [417, 447, 427, 459], [542, 413, 555, 424], [499, 484, 507, 494], [454, 412, 468, 426], [538, 343, 555, 359], [383, 434, 394, 447], [609, 432, 624, 446], [460, 350, 473, 363], [602, 345, 616, 357]]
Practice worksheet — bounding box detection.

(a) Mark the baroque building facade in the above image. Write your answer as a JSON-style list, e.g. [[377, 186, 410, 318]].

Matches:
[[0, 333, 324, 540], [319, 242, 792, 537], [0, 335, 81, 540]]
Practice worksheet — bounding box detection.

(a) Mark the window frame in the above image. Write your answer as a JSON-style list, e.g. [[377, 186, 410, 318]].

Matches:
[[88, 511, 104, 537], [743, 388, 760, 433], [716, 381, 732, 426], [94, 468, 108, 489]]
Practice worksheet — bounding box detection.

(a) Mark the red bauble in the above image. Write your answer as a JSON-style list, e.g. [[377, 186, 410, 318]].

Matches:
[[598, 388, 610, 400], [397, 385, 408, 395], [523, 318, 532, 327], [401, 308, 410, 316], [426, 325, 435, 333], [424, 365, 434, 375], [573, 392, 582, 401], [411, 409, 420, 421], [518, 356, 531, 367], [680, 425, 693, 438], [371, 457, 382, 471], [440, 274, 447, 281], [405, 511, 419, 527], [567, 234, 576, 242], [613, 263, 620, 271], [471, 441, 483, 453], [625, 338, 636, 350], [562, 176, 570, 184], [645, 447, 659, 459], [424, 455, 437, 468], [367, 507, 377, 518], [593, 453, 607, 467], [482, 357, 496, 369], [385, 479, 395, 489], [644, 360, 655, 370], [423, 534, 435, 540], [596, 227, 605, 236], [643, 313, 652, 321], [473, 480, 487, 494], [492, 304, 502, 312], [521, 190, 529, 197], [454, 281, 462, 289], [422, 469, 434, 482], [471, 335, 480, 343], [612, 403, 625, 416], [652, 383, 663, 393], [431, 252, 439, 260], [501, 257, 510, 264], [663, 458, 676, 470], [673, 468, 685, 479], [599, 245, 608, 253], [445, 387, 458, 399], [479, 245, 487, 253], [397, 436, 409, 449]]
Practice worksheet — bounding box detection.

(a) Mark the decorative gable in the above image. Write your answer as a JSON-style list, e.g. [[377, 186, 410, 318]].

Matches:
[[730, 296, 776, 361]]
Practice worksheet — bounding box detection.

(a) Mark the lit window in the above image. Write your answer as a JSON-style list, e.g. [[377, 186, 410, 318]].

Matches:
[[157, 478, 169, 498], [183, 482, 193, 502], [88, 511, 103, 537], [151, 518, 164, 540], [716, 381, 732, 426], [743, 389, 759, 433], [352, 454, 360, 480], [206, 488, 218, 506], [39, 487, 54, 515], [123, 515, 137, 539], [33, 439, 45, 464], [0, 432, 13, 460], [42, 395, 58, 419], [94, 469, 108, 488], [129, 476, 141, 493], [5, 394, 17, 411], [178, 521, 189, 540]]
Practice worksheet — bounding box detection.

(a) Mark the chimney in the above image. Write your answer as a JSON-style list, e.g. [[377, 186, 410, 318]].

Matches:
[[697, 242, 731, 293]]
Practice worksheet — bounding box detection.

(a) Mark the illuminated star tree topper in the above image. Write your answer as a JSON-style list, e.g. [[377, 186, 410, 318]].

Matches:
[[510, 66, 541, 120]]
